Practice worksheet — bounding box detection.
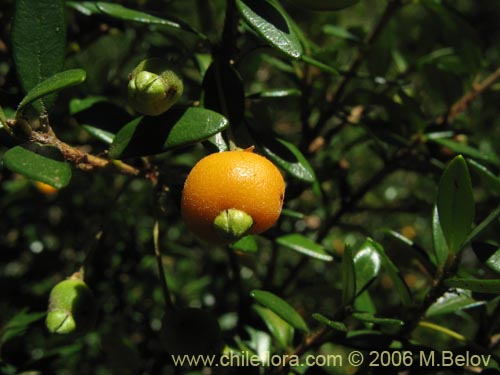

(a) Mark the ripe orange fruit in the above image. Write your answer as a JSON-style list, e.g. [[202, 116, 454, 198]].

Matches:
[[181, 148, 285, 244]]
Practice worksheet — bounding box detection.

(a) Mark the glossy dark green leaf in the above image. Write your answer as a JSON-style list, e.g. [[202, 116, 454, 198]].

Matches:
[[12, 0, 66, 110], [342, 245, 356, 305], [432, 205, 449, 268], [2, 144, 72, 189], [437, 155, 475, 254], [250, 290, 309, 332], [1, 309, 46, 344], [260, 138, 316, 183], [17, 70, 86, 114], [353, 241, 382, 295], [471, 242, 500, 274], [425, 289, 485, 317], [369, 238, 412, 306], [430, 138, 500, 167], [468, 159, 500, 195], [276, 234, 333, 261], [231, 235, 258, 254], [95, 2, 206, 39], [109, 107, 229, 159], [69, 96, 107, 115], [312, 313, 347, 332], [0, 105, 7, 126], [352, 312, 404, 328], [486, 248, 500, 274], [236, 0, 303, 59], [253, 305, 294, 348], [444, 277, 500, 293], [202, 60, 245, 125]]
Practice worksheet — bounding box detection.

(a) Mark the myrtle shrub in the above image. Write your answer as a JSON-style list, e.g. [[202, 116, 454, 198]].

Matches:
[[1, 0, 500, 374]]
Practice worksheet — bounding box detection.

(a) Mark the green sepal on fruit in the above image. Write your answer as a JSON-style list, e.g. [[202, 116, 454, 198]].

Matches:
[[213, 208, 254, 243], [128, 58, 184, 116], [45, 275, 97, 335], [287, 0, 360, 11], [161, 307, 222, 356]]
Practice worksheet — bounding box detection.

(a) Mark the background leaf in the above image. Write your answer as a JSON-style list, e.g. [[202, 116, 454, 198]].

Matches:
[[250, 290, 309, 332], [444, 277, 500, 293], [2, 144, 72, 188], [12, 0, 66, 110], [437, 155, 475, 254]]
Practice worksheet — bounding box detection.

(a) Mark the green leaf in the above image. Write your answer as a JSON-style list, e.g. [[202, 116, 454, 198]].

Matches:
[[464, 206, 500, 246], [17, 70, 87, 114], [471, 242, 500, 274], [95, 2, 206, 39], [425, 289, 485, 317], [231, 235, 258, 253], [2, 144, 72, 189], [276, 234, 333, 261], [247, 88, 301, 99], [250, 290, 309, 332], [67, 1, 100, 16], [352, 312, 404, 328], [1, 309, 46, 344], [0, 105, 7, 126], [368, 238, 412, 306], [109, 107, 229, 159], [236, 0, 303, 59], [12, 0, 66, 110], [468, 159, 500, 195], [81, 125, 115, 145], [437, 155, 475, 254], [202, 60, 245, 125], [323, 24, 360, 42], [260, 138, 316, 183], [444, 277, 500, 293], [353, 241, 382, 295], [300, 55, 339, 76], [432, 205, 449, 268], [290, 0, 360, 11], [312, 313, 347, 332], [430, 138, 500, 167], [253, 305, 294, 348], [341, 245, 356, 306]]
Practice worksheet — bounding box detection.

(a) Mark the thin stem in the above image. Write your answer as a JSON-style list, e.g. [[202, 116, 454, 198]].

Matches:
[[446, 65, 500, 124], [153, 220, 175, 311], [29, 130, 140, 176], [313, 0, 404, 134]]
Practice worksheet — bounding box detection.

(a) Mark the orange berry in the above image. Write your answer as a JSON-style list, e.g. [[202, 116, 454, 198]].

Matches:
[[181, 148, 285, 244]]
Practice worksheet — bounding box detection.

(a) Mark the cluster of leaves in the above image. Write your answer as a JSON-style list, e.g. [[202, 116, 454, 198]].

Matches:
[[1, 0, 500, 374]]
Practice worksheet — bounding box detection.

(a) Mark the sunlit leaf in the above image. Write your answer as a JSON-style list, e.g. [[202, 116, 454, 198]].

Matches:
[[276, 234, 333, 261], [236, 0, 303, 59], [253, 305, 294, 348]]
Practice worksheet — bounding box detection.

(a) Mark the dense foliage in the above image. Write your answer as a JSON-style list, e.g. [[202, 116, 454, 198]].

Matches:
[[1, 0, 500, 374]]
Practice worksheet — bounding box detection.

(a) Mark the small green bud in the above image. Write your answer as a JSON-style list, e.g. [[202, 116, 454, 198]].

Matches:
[[46, 276, 97, 335], [213, 208, 254, 243], [161, 307, 222, 356], [128, 58, 183, 116]]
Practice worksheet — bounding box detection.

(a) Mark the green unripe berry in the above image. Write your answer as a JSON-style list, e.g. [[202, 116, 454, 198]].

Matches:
[[128, 58, 183, 116], [161, 307, 222, 356], [46, 277, 97, 335]]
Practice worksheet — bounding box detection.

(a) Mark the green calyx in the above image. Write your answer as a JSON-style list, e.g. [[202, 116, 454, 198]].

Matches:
[[45, 276, 97, 335], [128, 58, 183, 117], [213, 208, 253, 243]]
